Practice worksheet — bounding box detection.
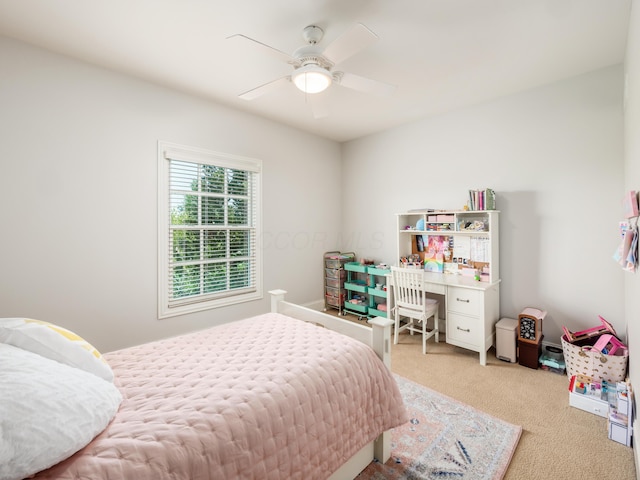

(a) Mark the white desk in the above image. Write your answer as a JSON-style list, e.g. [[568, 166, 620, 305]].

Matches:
[[388, 272, 500, 365]]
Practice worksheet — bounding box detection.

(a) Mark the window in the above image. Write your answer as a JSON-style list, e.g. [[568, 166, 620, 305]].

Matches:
[[158, 142, 262, 318]]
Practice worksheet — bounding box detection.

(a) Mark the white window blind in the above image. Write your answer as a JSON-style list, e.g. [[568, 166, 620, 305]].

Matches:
[[158, 142, 262, 318]]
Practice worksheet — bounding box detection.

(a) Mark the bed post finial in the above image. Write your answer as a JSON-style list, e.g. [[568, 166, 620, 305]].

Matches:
[[268, 289, 287, 312]]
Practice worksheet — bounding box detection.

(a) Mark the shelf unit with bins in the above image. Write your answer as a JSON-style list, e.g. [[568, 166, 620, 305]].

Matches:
[[344, 262, 369, 319], [367, 266, 390, 318], [323, 251, 355, 314], [394, 210, 500, 365], [397, 210, 499, 283]]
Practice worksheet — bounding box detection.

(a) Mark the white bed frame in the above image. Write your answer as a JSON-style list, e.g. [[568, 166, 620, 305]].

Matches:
[[269, 289, 395, 480]]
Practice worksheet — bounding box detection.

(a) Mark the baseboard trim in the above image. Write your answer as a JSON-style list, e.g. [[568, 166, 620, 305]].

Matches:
[[305, 299, 325, 311], [542, 338, 562, 350]]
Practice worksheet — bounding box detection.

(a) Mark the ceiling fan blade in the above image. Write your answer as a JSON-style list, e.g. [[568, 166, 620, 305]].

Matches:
[[226, 34, 294, 64], [238, 76, 290, 100], [338, 72, 396, 96], [321, 23, 378, 66], [308, 94, 329, 119]]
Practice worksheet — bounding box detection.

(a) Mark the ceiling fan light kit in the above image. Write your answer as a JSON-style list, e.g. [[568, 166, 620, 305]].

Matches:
[[292, 64, 332, 93]]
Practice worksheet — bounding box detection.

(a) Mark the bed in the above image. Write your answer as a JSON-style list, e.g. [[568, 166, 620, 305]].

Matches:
[[1, 290, 407, 480]]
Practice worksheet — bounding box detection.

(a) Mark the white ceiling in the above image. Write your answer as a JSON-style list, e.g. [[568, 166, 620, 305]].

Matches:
[[0, 0, 632, 142]]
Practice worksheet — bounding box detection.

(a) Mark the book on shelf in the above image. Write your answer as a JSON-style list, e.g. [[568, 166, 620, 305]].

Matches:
[[468, 188, 496, 211]]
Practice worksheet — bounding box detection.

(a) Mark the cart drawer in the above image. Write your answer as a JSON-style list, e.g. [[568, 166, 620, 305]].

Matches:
[[325, 277, 345, 288], [325, 268, 346, 279]]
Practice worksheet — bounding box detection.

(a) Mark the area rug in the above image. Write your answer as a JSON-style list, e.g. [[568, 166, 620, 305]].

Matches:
[[357, 375, 522, 480]]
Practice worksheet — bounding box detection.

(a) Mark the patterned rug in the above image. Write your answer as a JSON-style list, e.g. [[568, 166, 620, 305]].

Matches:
[[357, 375, 522, 480]]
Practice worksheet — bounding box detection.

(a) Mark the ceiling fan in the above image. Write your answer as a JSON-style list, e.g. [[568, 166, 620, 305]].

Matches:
[[227, 23, 396, 117]]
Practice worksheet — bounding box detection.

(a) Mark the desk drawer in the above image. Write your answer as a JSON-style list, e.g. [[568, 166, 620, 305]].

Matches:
[[447, 312, 480, 346], [448, 287, 481, 316], [423, 282, 445, 295]]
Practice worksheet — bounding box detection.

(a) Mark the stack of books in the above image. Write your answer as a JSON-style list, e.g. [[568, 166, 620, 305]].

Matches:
[[468, 189, 496, 211]]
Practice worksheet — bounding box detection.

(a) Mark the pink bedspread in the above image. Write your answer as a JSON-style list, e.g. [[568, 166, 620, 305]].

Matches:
[[35, 312, 407, 479]]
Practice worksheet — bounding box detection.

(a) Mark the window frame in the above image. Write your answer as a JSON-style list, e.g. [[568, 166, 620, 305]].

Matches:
[[157, 141, 262, 319]]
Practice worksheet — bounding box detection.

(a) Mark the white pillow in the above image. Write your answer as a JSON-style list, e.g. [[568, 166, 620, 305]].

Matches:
[[0, 318, 113, 381], [0, 343, 122, 480]]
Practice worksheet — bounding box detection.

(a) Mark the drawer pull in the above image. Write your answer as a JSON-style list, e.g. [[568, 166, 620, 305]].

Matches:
[[456, 297, 470, 303], [457, 326, 471, 333]]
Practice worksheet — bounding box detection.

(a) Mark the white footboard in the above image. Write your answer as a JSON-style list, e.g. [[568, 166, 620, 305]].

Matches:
[[269, 289, 393, 366], [269, 289, 393, 470]]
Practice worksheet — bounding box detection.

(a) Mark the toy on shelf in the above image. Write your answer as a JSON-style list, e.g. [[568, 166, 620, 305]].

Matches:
[[588, 334, 627, 356], [562, 316, 616, 345]]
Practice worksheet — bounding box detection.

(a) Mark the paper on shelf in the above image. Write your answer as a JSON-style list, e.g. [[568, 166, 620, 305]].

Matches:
[[453, 236, 470, 262]]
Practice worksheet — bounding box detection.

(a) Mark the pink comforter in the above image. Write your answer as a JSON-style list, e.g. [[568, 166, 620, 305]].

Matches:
[[35, 313, 407, 479]]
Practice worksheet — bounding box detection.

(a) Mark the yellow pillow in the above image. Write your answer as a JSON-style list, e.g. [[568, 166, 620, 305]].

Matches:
[[0, 318, 113, 382]]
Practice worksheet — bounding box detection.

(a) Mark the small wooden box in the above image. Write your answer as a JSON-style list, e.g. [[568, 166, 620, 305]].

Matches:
[[518, 335, 543, 369], [517, 307, 546, 344]]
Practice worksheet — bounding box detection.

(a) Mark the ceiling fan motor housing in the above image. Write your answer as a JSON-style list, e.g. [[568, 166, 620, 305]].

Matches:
[[292, 47, 333, 70], [302, 25, 324, 44]]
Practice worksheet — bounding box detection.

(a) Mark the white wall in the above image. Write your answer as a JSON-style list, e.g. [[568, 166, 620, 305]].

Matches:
[[0, 37, 342, 352], [0, 33, 630, 356], [624, 0, 640, 401], [341, 65, 626, 345]]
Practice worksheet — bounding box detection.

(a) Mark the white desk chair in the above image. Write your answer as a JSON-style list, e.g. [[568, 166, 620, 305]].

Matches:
[[391, 266, 439, 354]]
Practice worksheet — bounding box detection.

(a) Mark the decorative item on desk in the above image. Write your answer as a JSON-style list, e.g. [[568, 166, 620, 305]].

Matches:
[[461, 267, 478, 277], [443, 262, 458, 274], [460, 220, 486, 231], [424, 236, 446, 273], [400, 254, 421, 268]]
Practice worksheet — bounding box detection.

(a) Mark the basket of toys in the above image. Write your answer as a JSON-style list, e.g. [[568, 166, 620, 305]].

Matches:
[[561, 316, 628, 383]]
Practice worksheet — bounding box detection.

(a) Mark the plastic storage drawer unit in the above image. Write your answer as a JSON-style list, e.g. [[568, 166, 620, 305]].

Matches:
[[496, 318, 518, 363]]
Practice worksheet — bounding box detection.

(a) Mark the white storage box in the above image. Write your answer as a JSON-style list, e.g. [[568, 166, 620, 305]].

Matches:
[[569, 391, 609, 418]]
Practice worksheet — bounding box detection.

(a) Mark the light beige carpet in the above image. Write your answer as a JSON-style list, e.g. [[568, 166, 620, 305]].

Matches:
[[337, 311, 637, 479]]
